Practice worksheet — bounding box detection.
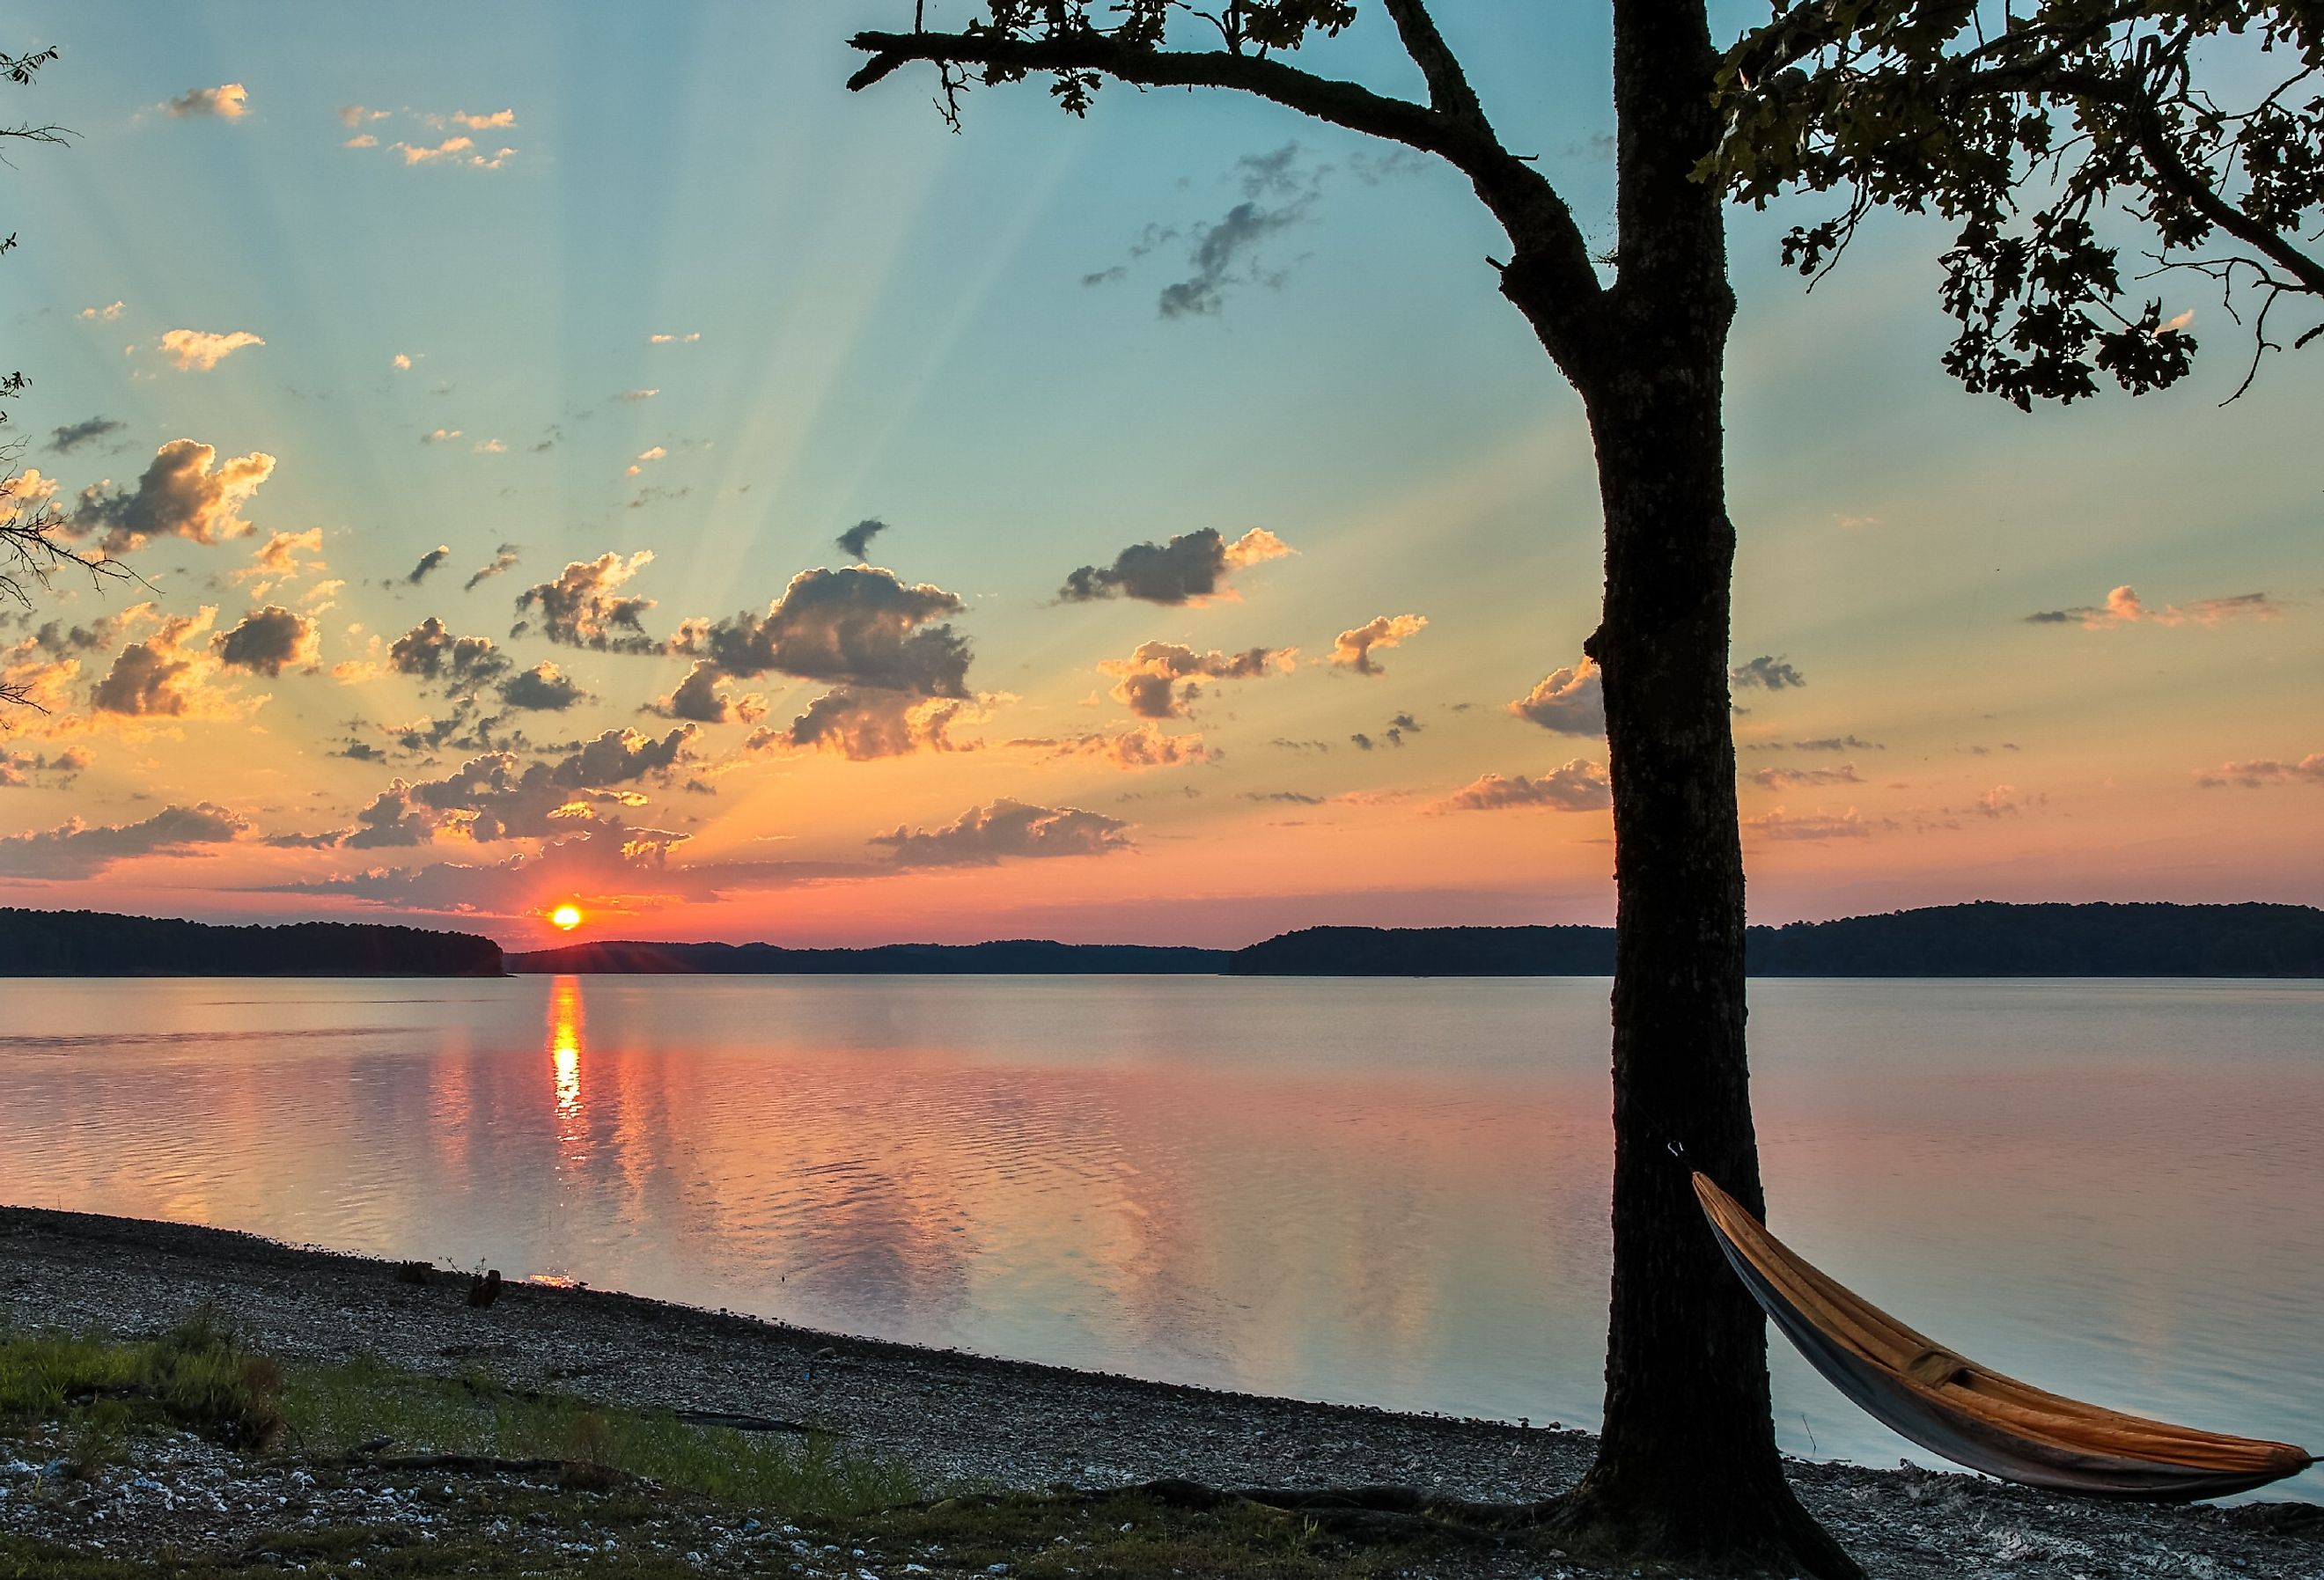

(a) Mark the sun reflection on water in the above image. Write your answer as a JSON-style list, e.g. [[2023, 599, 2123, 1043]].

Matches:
[[548, 976, 587, 1159]]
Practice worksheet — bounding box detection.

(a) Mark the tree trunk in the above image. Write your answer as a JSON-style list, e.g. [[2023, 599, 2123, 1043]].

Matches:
[[1491, 4, 1861, 1575], [1562, 346, 1857, 1580]]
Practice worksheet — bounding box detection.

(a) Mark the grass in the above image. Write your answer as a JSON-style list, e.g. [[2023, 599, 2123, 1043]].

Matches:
[[0, 1310, 1470, 1578], [0, 1308, 908, 1516], [0, 1305, 283, 1451], [281, 1351, 916, 1515]]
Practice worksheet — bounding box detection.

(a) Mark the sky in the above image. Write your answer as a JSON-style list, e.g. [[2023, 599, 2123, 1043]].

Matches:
[[2, 2, 2319, 950]]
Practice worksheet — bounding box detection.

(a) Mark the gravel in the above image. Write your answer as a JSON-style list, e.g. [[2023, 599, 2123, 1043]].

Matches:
[[3, 1205, 2317, 1577]]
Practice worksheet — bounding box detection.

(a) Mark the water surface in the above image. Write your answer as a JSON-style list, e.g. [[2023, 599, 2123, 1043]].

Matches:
[[1, 974, 2316, 1501]]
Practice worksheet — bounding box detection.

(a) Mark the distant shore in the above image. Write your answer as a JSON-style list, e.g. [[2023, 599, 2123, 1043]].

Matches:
[[9, 901, 2324, 979], [2, 1203, 2314, 1577]]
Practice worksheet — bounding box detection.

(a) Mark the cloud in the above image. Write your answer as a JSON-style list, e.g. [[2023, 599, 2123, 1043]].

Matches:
[[391, 353, 412, 371], [872, 798, 1132, 867], [0, 746, 92, 789], [162, 85, 248, 121], [648, 658, 764, 725], [619, 388, 659, 402], [2026, 584, 2282, 628], [1757, 735, 1884, 753], [3, 468, 56, 513], [1976, 783, 2022, 818], [1010, 723, 1210, 769], [499, 661, 587, 712], [434, 108, 516, 130], [464, 544, 520, 592], [672, 565, 969, 694], [835, 518, 888, 562], [48, 416, 125, 454], [404, 545, 452, 584], [78, 302, 124, 323], [376, 726, 698, 846], [514, 551, 660, 652], [1332, 613, 1426, 676], [648, 331, 701, 344], [474, 438, 506, 455], [1385, 712, 1422, 747], [1350, 732, 1375, 751], [1511, 657, 1605, 735], [1156, 199, 1313, 317], [213, 605, 319, 676], [392, 135, 514, 169], [1437, 760, 1612, 812], [1752, 761, 1864, 790], [2195, 753, 2324, 788], [1099, 641, 1297, 719], [0, 637, 82, 715], [157, 329, 264, 371], [388, 617, 512, 690], [0, 801, 248, 879], [1742, 806, 1877, 841], [1057, 526, 1292, 605], [232, 527, 325, 591], [1731, 655, 1807, 691], [338, 105, 390, 128], [90, 606, 253, 719], [761, 688, 982, 761], [421, 428, 463, 445], [63, 440, 276, 554]]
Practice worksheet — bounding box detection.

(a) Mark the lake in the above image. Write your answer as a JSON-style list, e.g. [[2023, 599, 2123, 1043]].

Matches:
[[1, 974, 2317, 1502]]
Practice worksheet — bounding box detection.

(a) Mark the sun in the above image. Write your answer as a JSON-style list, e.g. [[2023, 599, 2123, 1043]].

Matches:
[[550, 904, 583, 932]]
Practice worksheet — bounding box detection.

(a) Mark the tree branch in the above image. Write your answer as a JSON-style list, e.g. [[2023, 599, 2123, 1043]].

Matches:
[[1376, 0, 1486, 129], [1999, 65, 2324, 300], [850, 27, 1465, 160]]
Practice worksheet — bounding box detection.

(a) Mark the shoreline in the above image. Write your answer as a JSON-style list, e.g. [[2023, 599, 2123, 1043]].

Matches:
[[3, 1202, 2317, 1577]]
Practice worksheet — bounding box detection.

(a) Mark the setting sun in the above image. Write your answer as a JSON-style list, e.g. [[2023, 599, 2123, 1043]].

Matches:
[[550, 905, 583, 932]]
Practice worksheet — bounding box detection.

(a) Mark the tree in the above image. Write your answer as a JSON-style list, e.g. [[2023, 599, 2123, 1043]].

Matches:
[[841, 4, 2321, 1574], [847, 4, 1850, 1572], [1, 40, 115, 707]]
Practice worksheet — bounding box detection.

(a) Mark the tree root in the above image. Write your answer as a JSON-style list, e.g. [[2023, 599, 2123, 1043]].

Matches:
[[1541, 1477, 1865, 1580]]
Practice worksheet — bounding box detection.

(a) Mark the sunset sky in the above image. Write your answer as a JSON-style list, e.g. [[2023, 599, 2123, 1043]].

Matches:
[[4, 2, 2319, 949]]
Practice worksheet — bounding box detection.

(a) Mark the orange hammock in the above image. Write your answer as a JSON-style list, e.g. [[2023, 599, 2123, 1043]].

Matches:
[[1693, 1172, 2315, 1500]]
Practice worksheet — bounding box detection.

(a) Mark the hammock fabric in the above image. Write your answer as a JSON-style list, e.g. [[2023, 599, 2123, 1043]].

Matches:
[[1693, 1172, 2315, 1500]]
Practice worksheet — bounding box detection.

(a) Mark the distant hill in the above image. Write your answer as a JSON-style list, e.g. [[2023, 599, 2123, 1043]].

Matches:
[[1230, 902, 2324, 977], [505, 938, 1231, 974], [513, 902, 2324, 978], [1743, 901, 2324, 977], [1226, 924, 1615, 976], [7, 901, 2315, 980], [0, 909, 503, 977]]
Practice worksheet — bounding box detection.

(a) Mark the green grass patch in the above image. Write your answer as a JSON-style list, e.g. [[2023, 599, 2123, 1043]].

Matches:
[[0, 1304, 282, 1448], [2, 1308, 912, 1520], [281, 1351, 916, 1516]]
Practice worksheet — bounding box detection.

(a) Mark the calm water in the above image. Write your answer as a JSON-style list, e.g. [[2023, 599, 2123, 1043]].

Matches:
[[2, 975, 2317, 1501]]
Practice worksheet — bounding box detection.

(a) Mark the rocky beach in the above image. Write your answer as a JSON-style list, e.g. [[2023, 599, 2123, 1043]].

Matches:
[[1, 1206, 2315, 1578]]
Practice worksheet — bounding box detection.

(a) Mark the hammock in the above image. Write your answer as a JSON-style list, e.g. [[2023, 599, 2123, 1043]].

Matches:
[[1693, 1172, 2315, 1500]]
